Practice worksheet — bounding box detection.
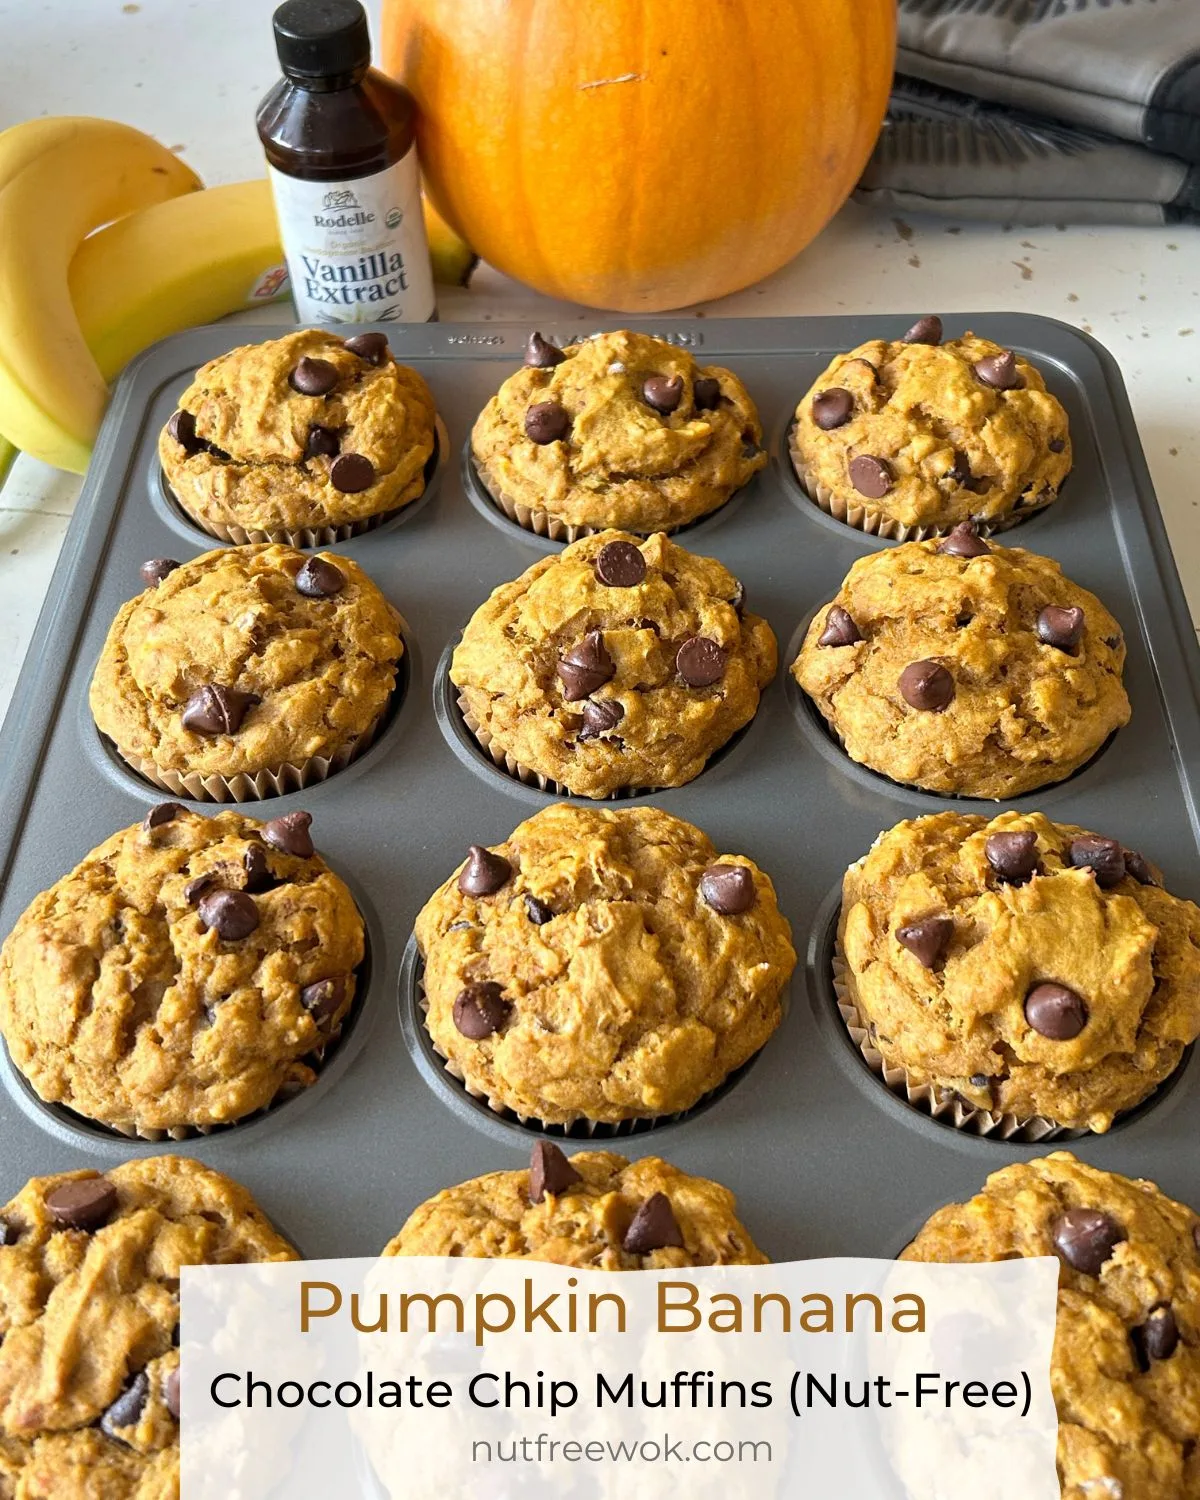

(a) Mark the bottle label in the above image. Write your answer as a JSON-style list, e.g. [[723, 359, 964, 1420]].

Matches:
[[267, 148, 435, 324]]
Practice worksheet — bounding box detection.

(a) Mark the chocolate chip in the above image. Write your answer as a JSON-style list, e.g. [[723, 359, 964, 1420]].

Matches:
[[100, 1372, 149, 1438], [45, 1178, 117, 1232], [329, 453, 375, 493], [166, 409, 204, 455], [811, 388, 853, 430], [305, 424, 340, 459], [165, 1368, 180, 1421], [849, 454, 892, 499], [289, 357, 338, 396], [594, 541, 646, 588], [1049, 436, 1066, 454], [642, 375, 684, 415], [623, 1193, 684, 1254], [344, 331, 389, 365], [986, 830, 1040, 883], [700, 865, 756, 915], [242, 844, 276, 894], [895, 916, 954, 969], [524, 331, 565, 369], [140, 558, 180, 587], [0, 1219, 17, 1247], [693, 377, 721, 410], [899, 660, 954, 711], [938, 522, 991, 558], [902, 315, 943, 345], [300, 976, 346, 1028], [973, 351, 1023, 390], [1123, 850, 1160, 887], [1069, 836, 1126, 888], [197, 889, 259, 941], [452, 982, 510, 1040], [676, 636, 727, 687], [1133, 1306, 1179, 1366], [529, 1141, 581, 1204], [525, 895, 555, 925], [206, 443, 231, 461], [1037, 605, 1085, 653], [181, 684, 260, 736], [263, 811, 314, 859], [524, 401, 570, 444], [458, 845, 512, 897], [143, 802, 183, 832], [1025, 983, 1088, 1040], [1052, 1208, 1124, 1274], [969, 1074, 990, 1089], [183, 874, 214, 905], [579, 699, 624, 739], [818, 605, 861, 647], [557, 632, 615, 701], [295, 556, 346, 598]]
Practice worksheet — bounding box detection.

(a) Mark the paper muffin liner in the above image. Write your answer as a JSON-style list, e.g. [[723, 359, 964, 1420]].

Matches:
[[830, 939, 1074, 1143], [106, 701, 387, 805], [164, 419, 446, 549], [416, 970, 743, 1138], [788, 435, 1057, 542]]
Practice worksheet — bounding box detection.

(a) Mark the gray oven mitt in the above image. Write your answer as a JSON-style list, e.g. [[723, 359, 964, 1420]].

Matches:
[[895, 0, 1200, 163], [856, 78, 1200, 225]]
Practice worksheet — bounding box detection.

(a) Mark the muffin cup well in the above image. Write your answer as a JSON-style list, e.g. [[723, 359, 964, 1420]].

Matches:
[[788, 436, 1058, 541], [831, 942, 1071, 1144]]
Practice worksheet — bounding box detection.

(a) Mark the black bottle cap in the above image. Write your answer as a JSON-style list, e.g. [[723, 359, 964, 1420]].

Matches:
[[273, 0, 371, 80]]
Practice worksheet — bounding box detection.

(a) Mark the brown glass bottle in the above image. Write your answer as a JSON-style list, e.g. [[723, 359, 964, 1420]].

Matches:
[[257, 0, 434, 325]]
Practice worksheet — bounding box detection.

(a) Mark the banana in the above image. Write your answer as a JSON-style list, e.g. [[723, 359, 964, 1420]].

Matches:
[[425, 197, 477, 288], [0, 118, 200, 473]]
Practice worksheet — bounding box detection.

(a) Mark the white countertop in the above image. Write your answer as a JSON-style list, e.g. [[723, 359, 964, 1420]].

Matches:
[[1, 0, 1197, 730]]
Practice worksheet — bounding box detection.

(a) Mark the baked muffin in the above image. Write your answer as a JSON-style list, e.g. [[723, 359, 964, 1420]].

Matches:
[[792, 531, 1129, 799], [903, 1153, 1200, 1499], [90, 543, 402, 800], [159, 327, 436, 542], [451, 530, 777, 798], [415, 804, 796, 1126], [0, 1155, 296, 1498], [790, 318, 1072, 537], [470, 329, 766, 537], [0, 803, 363, 1136], [838, 810, 1200, 1133], [384, 1146, 767, 1266]]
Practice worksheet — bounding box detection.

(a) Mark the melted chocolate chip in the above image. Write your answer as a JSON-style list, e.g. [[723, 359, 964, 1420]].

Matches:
[[165, 1368, 180, 1421], [938, 522, 991, 558], [623, 1193, 684, 1254], [1049, 436, 1066, 454], [1052, 1208, 1124, 1275], [45, 1178, 117, 1232], [1132, 1305, 1179, 1367], [676, 636, 726, 687], [304, 424, 340, 459], [524, 331, 565, 368], [241, 844, 276, 894], [289, 357, 338, 396], [700, 865, 756, 915], [0, 1219, 17, 1247], [197, 889, 260, 941], [295, 556, 346, 598], [524, 401, 570, 444], [811, 388, 853, 431], [1123, 850, 1160, 887], [985, 830, 1039, 884], [579, 699, 624, 739], [1068, 836, 1126, 888], [1025, 982, 1088, 1040], [329, 453, 375, 493], [594, 541, 646, 588], [818, 605, 861, 647], [344, 331, 389, 365], [693, 377, 721, 411], [180, 684, 260, 736], [973, 351, 1023, 390], [557, 632, 615, 701], [642, 375, 684, 415], [525, 895, 555, 925], [902, 314, 943, 345], [529, 1141, 581, 1204], [140, 558, 180, 587], [143, 802, 183, 832], [458, 846, 512, 897], [183, 874, 215, 905], [1037, 605, 1085, 653], [100, 1372, 149, 1438], [263, 811, 314, 859], [166, 409, 203, 454], [848, 454, 892, 499], [898, 660, 954, 711], [453, 982, 511, 1040], [301, 976, 347, 1028], [895, 916, 954, 970]]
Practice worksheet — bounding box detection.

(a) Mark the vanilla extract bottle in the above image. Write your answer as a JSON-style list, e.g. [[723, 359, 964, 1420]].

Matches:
[[257, 0, 435, 324]]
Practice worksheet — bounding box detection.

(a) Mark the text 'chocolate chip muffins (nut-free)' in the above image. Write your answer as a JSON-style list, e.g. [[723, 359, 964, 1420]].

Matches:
[[792, 529, 1130, 799], [0, 804, 363, 1137], [414, 803, 796, 1129], [903, 1154, 1200, 1498], [790, 315, 1072, 538], [0, 1156, 296, 1497], [837, 811, 1200, 1136], [89, 542, 403, 801], [159, 327, 437, 544], [451, 530, 777, 798], [471, 329, 767, 539]]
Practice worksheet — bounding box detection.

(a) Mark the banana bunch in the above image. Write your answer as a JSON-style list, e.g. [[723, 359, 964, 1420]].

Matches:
[[0, 117, 476, 477]]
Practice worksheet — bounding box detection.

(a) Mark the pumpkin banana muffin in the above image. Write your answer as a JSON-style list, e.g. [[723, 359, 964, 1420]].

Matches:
[[903, 1153, 1200, 1499], [838, 810, 1200, 1133], [792, 531, 1129, 799], [384, 1146, 767, 1266], [90, 543, 402, 800], [471, 329, 767, 536], [159, 327, 437, 542], [0, 803, 363, 1136], [451, 530, 777, 798], [415, 804, 796, 1126], [790, 318, 1071, 536], [0, 1155, 296, 1499]]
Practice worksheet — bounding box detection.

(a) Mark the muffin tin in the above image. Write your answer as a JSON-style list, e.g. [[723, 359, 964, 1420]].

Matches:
[[1, 314, 1198, 1262]]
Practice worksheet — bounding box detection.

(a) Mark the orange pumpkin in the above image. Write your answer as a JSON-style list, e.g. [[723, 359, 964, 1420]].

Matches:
[[382, 0, 896, 311]]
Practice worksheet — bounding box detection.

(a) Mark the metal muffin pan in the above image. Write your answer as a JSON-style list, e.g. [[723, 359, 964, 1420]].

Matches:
[[1, 315, 1198, 1264]]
